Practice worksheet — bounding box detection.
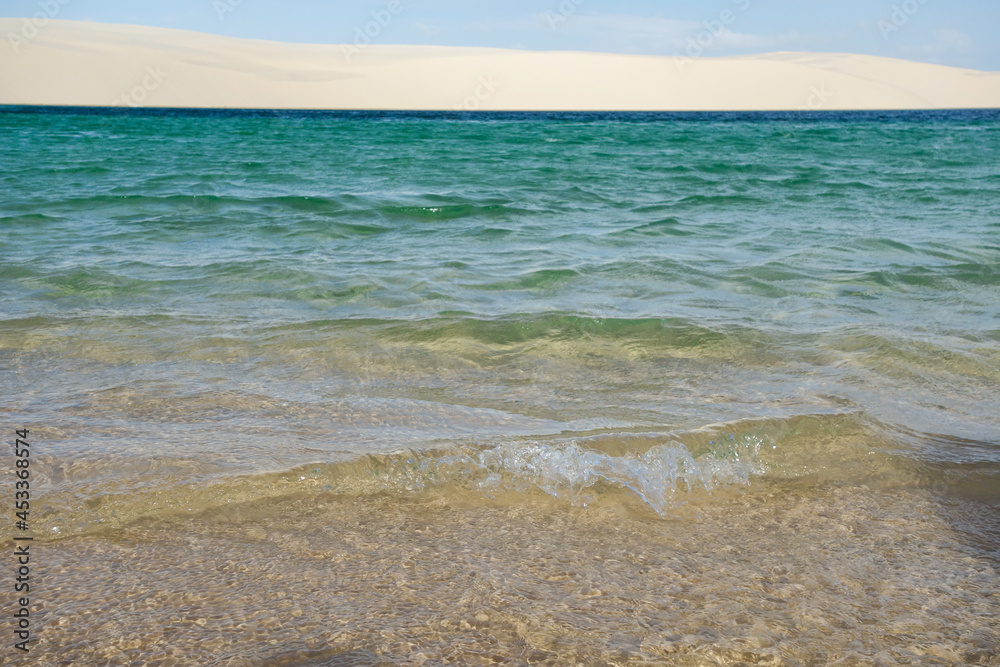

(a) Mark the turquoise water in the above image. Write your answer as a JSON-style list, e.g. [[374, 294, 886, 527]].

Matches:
[[2, 108, 999, 664]]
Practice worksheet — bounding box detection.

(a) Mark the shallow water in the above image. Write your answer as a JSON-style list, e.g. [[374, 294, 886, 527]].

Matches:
[[2, 108, 999, 665]]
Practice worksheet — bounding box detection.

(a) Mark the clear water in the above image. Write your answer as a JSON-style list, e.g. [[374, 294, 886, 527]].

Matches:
[[2, 107, 999, 665]]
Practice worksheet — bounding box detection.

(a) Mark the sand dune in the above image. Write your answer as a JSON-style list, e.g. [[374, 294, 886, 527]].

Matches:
[[2, 19, 999, 110]]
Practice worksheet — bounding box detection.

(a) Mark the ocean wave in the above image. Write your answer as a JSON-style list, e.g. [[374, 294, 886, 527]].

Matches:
[[611, 217, 697, 237], [379, 203, 519, 220], [36, 412, 989, 541], [35, 425, 774, 540], [461, 435, 766, 513]]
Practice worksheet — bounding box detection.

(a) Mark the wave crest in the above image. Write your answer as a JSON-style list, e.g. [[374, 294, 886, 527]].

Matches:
[[430, 434, 767, 515]]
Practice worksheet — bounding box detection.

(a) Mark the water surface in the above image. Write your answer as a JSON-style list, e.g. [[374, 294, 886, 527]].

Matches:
[[1, 107, 998, 665]]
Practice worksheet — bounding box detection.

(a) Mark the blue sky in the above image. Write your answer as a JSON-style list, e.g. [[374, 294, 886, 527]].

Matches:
[[5, 0, 999, 70]]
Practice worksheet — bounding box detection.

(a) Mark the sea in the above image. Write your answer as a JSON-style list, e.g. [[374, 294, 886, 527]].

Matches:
[[1, 107, 999, 666]]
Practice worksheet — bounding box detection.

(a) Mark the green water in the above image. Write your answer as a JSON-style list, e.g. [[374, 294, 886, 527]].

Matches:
[[1, 108, 999, 665]]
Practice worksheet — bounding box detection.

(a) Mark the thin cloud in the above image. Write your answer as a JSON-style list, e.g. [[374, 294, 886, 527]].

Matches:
[[930, 28, 973, 53], [562, 13, 812, 55], [894, 27, 976, 66], [412, 22, 442, 36]]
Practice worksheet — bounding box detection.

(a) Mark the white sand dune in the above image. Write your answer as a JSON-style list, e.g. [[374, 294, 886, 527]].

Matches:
[[2, 19, 999, 111]]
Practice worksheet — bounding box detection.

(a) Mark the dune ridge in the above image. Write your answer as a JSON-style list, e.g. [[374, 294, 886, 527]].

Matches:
[[2, 19, 999, 110]]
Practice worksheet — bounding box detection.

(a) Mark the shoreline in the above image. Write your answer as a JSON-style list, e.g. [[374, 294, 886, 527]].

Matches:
[[3, 105, 1000, 116]]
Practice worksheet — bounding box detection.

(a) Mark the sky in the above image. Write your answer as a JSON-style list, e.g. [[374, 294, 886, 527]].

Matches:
[[3, 0, 999, 71]]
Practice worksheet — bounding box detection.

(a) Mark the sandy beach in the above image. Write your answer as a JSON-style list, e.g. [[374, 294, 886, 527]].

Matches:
[[2, 18, 1000, 110]]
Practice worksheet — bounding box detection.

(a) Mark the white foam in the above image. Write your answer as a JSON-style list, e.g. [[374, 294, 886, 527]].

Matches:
[[460, 434, 767, 514]]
